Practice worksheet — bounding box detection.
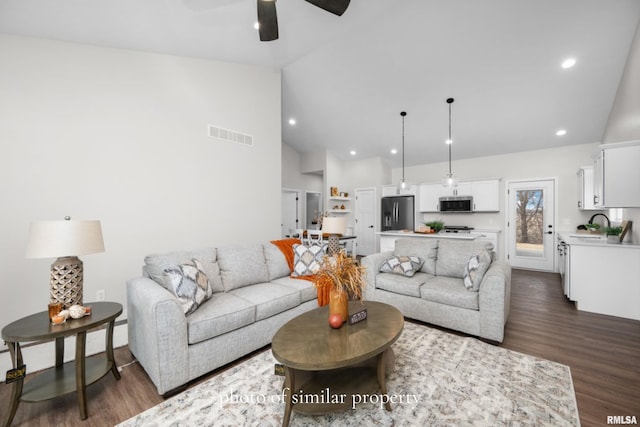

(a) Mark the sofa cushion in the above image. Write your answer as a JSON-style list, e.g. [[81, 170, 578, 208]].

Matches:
[[263, 243, 292, 280], [435, 239, 494, 278], [463, 249, 493, 291], [163, 259, 213, 315], [394, 239, 438, 275], [379, 255, 424, 277], [145, 247, 224, 293], [217, 244, 269, 291], [270, 276, 318, 303], [376, 271, 432, 298], [420, 276, 479, 310], [186, 293, 256, 345], [229, 283, 301, 321], [291, 244, 326, 277]]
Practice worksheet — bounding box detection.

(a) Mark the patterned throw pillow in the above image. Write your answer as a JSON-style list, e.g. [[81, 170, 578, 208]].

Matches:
[[291, 243, 326, 277], [163, 259, 213, 315], [379, 255, 425, 277], [463, 249, 493, 291]]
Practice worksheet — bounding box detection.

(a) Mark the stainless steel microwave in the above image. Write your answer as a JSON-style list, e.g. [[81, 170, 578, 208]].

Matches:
[[439, 196, 473, 212]]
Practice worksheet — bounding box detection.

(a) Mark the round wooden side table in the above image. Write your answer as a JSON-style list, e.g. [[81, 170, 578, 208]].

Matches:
[[1, 301, 122, 427]]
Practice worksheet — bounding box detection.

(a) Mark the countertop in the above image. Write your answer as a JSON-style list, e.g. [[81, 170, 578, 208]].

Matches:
[[558, 231, 640, 249], [377, 231, 477, 240]]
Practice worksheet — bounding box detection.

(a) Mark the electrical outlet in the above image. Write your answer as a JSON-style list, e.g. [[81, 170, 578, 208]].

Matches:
[[96, 290, 106, 301]]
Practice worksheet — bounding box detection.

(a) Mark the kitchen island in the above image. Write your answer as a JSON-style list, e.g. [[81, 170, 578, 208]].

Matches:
[[558, 231, 640, 321], [377, 229, 501, 256]]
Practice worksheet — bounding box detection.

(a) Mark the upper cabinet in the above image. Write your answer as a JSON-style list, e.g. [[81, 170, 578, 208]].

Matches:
[[577, 166, 597, 210], [471, 180, 500, 212], [592, 140, 640, 208], [382, 184, 418, 197], [418, 179, 499, 212]]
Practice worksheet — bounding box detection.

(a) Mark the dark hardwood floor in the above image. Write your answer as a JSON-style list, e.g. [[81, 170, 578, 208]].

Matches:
[[1, 269, 639, 426]]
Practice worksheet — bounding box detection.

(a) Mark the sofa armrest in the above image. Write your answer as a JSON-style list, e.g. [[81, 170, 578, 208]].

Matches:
[[478, 261, 512, 342], [126, 276, 189, 395], [361, 251, 393, 298]]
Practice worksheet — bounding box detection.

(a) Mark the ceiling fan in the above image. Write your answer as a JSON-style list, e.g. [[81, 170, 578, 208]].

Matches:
[[257, 0, 351, 41]]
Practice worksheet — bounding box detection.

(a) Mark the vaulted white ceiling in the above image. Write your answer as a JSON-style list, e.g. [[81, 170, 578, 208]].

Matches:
[[1, 0, 639, 167]]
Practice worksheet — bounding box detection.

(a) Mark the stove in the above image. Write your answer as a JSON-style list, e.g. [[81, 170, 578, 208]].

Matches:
[[443, 225, 475, 233]]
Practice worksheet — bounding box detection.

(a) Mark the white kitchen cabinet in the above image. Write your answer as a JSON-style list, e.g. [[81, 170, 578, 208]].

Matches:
[[569, 241, 640, 320], [577, 166, 596, 210], [418, 183, 444, 212], [418, 180, 498, 212], [471, 180, 499, 212], [382, 184, 417, 197], [592, 140, 640, 208], [418, 182, 472, 212]]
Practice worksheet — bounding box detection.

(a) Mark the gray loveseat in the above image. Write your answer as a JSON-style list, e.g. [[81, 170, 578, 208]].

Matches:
[[362, 238, 511, 342], [126, 242, 318, 395]]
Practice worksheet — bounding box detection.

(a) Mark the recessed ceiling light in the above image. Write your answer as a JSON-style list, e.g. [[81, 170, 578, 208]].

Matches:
[[390, 148, 398, 154], [350, 150, 356, 156], [288, 118, 296, 125], [254, 22, 260, 30], [561, 58, 576, 69], [556, 129, 567, 136], [445, 139, 453, 145]]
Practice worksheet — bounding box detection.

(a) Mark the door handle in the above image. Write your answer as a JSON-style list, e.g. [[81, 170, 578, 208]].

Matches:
[[546, 231, 553, 234], [368, 225, 374, 228]]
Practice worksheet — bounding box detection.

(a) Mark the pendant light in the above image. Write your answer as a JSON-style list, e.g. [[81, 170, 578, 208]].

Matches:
[[397, 111, 408, 194], [442, 98, 458, 187]]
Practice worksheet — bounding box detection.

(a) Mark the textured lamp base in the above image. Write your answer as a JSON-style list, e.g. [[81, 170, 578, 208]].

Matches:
[[327, 234, 341, 256], [50, 256, 83, 308]]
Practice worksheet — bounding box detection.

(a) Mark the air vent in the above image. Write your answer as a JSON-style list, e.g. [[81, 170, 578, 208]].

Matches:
[[208, 125, 253, 146]]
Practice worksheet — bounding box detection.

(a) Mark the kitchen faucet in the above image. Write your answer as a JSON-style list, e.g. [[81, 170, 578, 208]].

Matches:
[[588, 213, 610, 229]]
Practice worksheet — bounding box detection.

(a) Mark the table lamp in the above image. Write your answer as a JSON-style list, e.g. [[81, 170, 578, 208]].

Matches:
[[26, 217, 105, 308], [322, 216, 347, 256]]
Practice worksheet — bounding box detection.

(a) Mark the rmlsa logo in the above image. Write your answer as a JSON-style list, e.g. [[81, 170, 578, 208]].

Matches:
[[607, 415, 638, 425]]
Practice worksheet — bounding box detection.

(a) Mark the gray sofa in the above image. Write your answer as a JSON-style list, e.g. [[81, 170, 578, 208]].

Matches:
[[126, 242, 318, 395], [362, 238, 511, 342]]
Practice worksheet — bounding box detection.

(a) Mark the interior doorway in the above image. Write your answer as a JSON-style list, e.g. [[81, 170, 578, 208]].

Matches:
[[305, 191, 322, 229], [506, 179, 556, 271], [354, 187, 377, 256], [281, 189, 301, 238]]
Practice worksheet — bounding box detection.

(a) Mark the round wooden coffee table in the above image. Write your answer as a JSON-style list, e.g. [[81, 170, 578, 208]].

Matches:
[[271, 301, 403, 427]]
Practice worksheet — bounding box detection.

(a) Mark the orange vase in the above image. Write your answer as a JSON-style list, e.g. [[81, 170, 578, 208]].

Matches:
[[329, 288, 348, 322]]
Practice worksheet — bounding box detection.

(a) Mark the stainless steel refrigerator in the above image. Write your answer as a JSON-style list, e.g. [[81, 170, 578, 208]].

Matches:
[[381, 195, 415, 231]]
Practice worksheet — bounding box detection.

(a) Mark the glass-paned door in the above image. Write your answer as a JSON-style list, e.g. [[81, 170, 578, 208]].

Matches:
[[507, 179, 555, 271]]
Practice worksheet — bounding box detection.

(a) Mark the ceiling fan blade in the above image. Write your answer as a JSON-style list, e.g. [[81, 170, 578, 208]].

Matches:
[[304, 0, 350, 16], [257, 0, 278, 41]]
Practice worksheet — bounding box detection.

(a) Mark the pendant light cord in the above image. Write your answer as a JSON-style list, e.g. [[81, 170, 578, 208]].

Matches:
[[447, 98, 454, 175], [401, 111, 407, 181]]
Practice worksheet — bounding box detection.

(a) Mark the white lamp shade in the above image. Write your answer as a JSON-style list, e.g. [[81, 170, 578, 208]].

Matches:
[[26, 219, 105, 258], [321, 216, 347, 235]]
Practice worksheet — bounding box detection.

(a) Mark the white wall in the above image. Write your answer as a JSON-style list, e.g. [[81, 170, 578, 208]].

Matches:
[[281, 143, 323, 192], [0, 35, 281, 340], [602, 21, 640, 243]]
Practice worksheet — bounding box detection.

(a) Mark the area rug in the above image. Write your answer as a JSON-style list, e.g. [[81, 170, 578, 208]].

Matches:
[[118, 322, 580, 426]]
